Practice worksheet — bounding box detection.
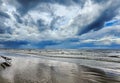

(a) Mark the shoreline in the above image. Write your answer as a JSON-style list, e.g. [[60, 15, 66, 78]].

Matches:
[[0, 50, 120, 83]]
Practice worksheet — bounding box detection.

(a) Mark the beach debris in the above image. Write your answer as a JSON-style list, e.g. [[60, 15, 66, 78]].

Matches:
[[0, 56, 12, 69], [108, 55, 119, 58]]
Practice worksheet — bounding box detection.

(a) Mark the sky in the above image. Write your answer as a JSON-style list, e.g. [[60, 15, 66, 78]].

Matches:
[[0, 0, 120, 49]]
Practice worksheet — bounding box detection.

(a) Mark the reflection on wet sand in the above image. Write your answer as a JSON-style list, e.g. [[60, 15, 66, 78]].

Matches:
[[0, 56, 120, 83]]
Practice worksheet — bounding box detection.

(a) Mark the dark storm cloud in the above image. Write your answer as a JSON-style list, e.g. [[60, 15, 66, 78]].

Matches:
[[37, 40, 58, 48], [17, 0, 40, 15], [0, 11, 11, 34], [0, 0, 3, 5], [0, 22, 6, 34], [37, 19, 46, 31], [0, 26, 13, 34], [0, 16, 13, 34], [17, 0, 73, 6], [17, 0, 71, 15], [0, 11, 10, 18], [93, 0, 107, 3], [50, 16, 61, 30], [16, 0, 84, 15], [0, 28, 5, 34], [28, 40, 59, 48], [78, 1, 120, 35], [0, 40, 28, 48], [14, 14, 23, 23], [5, 27, 13, 34]]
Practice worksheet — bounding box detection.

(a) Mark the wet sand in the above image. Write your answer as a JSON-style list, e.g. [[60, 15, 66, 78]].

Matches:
[[0, 49, 120, 83]]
